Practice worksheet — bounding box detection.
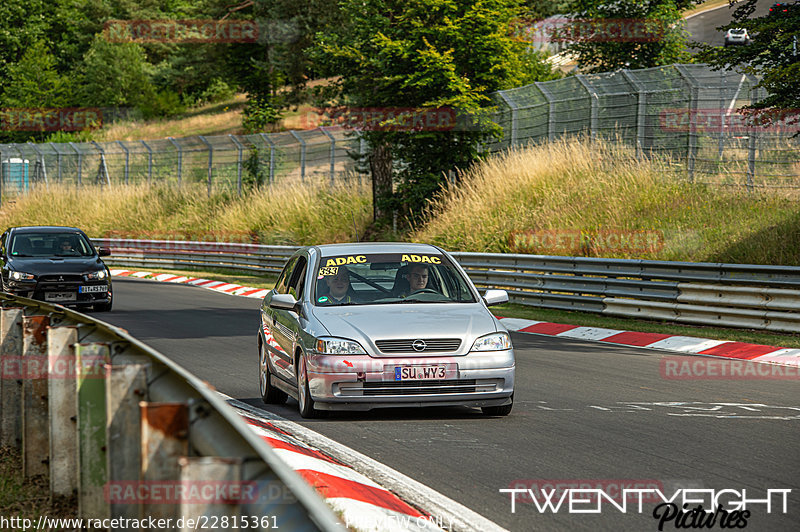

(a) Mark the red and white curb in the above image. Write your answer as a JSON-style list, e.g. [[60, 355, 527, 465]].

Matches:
[[225, 397, 506, 532], [497, 318, 800, 368], [110, 269, 270, 299]]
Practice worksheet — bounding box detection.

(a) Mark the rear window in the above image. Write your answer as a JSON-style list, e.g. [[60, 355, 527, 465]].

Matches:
[[313, 252, 477, 306]]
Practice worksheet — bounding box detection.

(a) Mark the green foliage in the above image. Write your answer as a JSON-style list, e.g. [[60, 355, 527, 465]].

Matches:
[[697, 0, 800, 129], [244, 146, 269, 188], [563, 0, 701, 73], [242, 97, 283, 133], [200, 78, 236, 104], [314, 0, 559, 224], [77, 35, 156, 108], [139, 90, 187, 119], [2, 41, 72, 108]]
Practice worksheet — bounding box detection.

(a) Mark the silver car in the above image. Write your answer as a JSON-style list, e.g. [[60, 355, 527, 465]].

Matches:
[[257, 243, 515, 418]]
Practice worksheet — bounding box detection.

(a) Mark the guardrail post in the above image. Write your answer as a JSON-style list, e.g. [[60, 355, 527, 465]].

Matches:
[[22, 315, 50, 478], [141, 401, 189, 527], [178, 457, 244, 528], [289, 131, 306, 182], [76, 342, 111, 520], [107, 364, 149, 521], [48, 326, 79, 497], [1, 307, 24, 450]]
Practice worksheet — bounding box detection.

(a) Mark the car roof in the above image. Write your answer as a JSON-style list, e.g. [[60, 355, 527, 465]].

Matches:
[[8, 226, 85, 234], [312, 242, 443, 257]]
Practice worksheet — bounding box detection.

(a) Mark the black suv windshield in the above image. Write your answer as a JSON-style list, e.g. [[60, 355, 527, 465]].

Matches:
[[313, 251, 477, 306], [10, 232, 95, 257]]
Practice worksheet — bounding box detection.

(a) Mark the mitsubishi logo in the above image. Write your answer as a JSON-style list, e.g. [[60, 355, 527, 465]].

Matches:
[[412, 339, 427, 352], [58, 276, 64, 282]]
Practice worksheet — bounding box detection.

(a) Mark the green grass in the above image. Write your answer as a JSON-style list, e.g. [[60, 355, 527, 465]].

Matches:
[[495, 303, 800, 349], [0, 447, 75, 522]]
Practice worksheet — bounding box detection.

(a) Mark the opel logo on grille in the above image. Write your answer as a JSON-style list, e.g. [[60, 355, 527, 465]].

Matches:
[[412, 339, 427, 352]]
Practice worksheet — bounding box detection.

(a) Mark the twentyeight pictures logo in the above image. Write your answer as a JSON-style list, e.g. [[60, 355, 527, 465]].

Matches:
[[500, 484, 792, 530]]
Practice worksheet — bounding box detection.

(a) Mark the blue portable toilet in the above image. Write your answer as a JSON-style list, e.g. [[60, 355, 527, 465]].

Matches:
[[1, 158, 30, 193]]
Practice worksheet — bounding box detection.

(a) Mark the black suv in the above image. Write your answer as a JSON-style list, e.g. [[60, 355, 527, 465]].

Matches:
[[1, 226, 113, 311]]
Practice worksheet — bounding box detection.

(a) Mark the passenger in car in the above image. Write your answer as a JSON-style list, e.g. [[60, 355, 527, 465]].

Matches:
[[320, 266, 359, 305]]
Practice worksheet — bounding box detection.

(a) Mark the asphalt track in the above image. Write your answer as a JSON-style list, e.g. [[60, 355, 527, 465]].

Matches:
[[687, 0, 773, 48], [102, 278, 799, 531]]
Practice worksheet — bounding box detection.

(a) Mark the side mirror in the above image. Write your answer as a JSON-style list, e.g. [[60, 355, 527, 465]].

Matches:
[[483, 289, 509, 307], [97, 247, 111, 257], [269, 293, 299, 312]]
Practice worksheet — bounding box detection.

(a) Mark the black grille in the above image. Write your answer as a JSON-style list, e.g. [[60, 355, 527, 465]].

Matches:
[[375, 338, 461, 353], [363, 379, 477, 395], [39, 274, 82, 282]]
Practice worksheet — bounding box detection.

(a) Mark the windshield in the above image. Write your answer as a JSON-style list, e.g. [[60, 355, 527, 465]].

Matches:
[[9, 232, 95, 257], [313, 252, 477, 306]]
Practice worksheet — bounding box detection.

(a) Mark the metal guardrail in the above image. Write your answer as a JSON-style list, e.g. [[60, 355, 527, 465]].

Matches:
[[94, 239, 800, 333], [0, 293, 342, 531]]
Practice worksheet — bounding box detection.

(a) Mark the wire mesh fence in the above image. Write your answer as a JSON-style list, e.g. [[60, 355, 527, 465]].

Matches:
[[491, 63, 800, 189], [1, 64, 798, 200]]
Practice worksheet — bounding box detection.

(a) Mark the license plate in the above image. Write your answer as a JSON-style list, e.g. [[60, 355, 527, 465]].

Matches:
[[79, 285, 107, 293], [394, 366, 447, 381], [45, 292, 76, 302]]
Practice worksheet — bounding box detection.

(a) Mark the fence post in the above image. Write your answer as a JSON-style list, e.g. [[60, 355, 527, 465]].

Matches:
[[198, 135, 213, 196], [289, 131, 306, 182], [675, 65, 698, 182], [319, 126, 336, 185], [106, 364, 149, 521], [496, 90, 518, 147], [259, 133, 276, 185], [49, 143, 62, 183], [91, 141, 111, 187], [76, 342, 111, 520], [68, 141, 82, 186], [27, 142, 48, 187], [22, 315, 50, 478], [229, 135, 245, 196], [48, 326, 79, 497], [141, 140, 153, 185], [575, 75, 599, 139], [0, 308, 24, 450], [535, 82, 557, 142], [168, 137, 182, 186], [621, 69, 647, 159], [117, 141, 130, 185]]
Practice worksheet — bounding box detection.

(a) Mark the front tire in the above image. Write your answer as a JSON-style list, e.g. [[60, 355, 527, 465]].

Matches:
[[482, 394, 513, 416], [260, 341, 287, 404], [296, 353, 322, 418]]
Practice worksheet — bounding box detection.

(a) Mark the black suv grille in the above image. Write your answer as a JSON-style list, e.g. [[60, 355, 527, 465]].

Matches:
[[39, 274, 83, 282]]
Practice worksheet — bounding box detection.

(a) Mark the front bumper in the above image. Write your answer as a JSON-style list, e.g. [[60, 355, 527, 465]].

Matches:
[[304, 350, 515, 411], [6, 280, 111, 307]]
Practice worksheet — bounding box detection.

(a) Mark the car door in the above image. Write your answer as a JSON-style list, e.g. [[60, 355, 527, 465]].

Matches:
[[263, 256, 297, 383], [271, 255, 309, 383]]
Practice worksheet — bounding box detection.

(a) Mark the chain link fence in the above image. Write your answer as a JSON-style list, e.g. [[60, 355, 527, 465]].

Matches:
[[491, 63, 800, 189], [1, 64, 798, 200]]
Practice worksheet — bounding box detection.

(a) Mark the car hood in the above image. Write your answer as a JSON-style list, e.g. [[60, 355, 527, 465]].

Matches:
[[8, 256, 105, 274], [310, 303, 499, 357]]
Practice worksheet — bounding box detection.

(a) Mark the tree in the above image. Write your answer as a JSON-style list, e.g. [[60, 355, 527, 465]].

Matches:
[[561, 0, 701, 73], [314, 0, 558, 225], [697, 0, 800, 128]]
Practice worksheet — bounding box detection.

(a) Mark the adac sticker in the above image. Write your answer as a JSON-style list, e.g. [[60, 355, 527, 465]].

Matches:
[[317, 296, 329, 303], [323, 255, 367, 267], [401, 254, 441, 264], [318, 266, 339, 276]]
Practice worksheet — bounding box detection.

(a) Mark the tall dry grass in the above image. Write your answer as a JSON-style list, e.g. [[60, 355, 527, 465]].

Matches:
[[0, 178, 372, 245], [412, 137, 800, 265]]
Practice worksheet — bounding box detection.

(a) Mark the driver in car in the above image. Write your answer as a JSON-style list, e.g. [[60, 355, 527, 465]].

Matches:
[[59, 238, 76, 254], [399, 263, 437, 297]]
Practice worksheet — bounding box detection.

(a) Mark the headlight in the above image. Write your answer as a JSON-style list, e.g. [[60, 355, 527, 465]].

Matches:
[[471, 332, 512, 352], [315, 337, 366, 355], [85, 270, 107, 281], [10, 271, 35, 281]]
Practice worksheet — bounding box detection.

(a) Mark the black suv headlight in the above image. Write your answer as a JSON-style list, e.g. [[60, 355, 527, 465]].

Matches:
[[85, 270, 108, 281], [10, 271, 35, 281]]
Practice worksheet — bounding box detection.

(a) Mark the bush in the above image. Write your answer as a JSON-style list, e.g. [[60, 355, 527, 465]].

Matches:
[[139, 90, 187, 119], [242, 97, 282, 133], [200, 79, 236, 104]]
